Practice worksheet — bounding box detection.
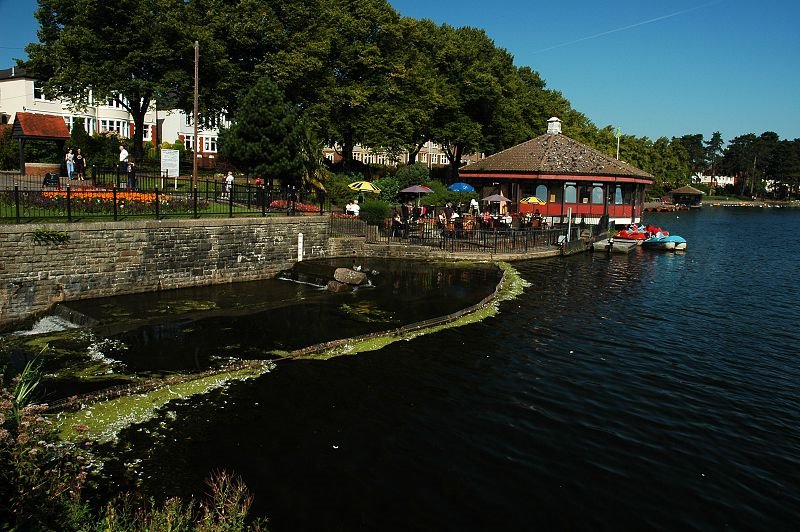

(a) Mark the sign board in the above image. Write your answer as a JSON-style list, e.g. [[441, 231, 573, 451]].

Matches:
[[160, 149, 180, 179]]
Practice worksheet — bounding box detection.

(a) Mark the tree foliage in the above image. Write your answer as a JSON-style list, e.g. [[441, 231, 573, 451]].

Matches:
[[218, 75, 303, 182], [26, 0, 199, 159], [21, 0, 800, 198]]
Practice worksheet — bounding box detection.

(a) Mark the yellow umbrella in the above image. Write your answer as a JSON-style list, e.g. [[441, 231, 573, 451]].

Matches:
[[520, 195, 546, 205], [348, 181, 381, 193]]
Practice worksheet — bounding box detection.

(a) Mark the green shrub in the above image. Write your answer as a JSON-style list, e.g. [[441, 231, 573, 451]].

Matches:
[[359, 198, 391, 226]]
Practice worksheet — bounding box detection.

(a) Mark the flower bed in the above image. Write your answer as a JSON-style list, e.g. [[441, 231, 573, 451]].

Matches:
[[42, 190, 168, 203], [269, 199, 320, 213]]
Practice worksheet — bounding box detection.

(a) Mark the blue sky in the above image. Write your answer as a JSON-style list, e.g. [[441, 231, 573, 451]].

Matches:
[[2, 0, 798, 143]]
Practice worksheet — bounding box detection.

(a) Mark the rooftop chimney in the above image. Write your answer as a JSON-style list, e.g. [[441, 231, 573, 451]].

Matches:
[[547, 116, 562, 135]]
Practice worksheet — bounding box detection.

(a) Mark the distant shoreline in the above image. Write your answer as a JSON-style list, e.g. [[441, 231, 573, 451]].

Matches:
[[702, 200, 799, 208]]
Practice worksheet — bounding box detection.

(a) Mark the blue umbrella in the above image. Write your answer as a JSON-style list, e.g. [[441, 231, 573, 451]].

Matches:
[[448, 182, 475, 193]]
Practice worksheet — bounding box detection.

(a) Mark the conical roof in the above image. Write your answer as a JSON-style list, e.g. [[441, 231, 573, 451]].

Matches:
[[670, 185, 705, 195], [461, 131, 653, 180]]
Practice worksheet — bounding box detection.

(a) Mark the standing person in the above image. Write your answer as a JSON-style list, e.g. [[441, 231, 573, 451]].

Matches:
[[469, 196, 479, 216], [74, 148, 87, 181], [118, 145, 129, 185], [223, 171, 234, 199], [127, 161, 137, 191], [351, 199, 360, 217], [255, 176, 264, 206], [65, 148, 74, 180]]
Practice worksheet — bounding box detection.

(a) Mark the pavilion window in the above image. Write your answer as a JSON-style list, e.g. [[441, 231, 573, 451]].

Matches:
[[614, 185, 623, 204], [535, 184, 548, 202], [591, 185, 604, 204], [564, 184, 577, 203], [579, 185, 591, 204]]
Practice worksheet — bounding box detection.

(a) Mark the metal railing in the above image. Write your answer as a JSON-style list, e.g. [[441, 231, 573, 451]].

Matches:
[[0, 174, 325, 223], [382, 219, 571, 253], [326, 213, 600, 255]]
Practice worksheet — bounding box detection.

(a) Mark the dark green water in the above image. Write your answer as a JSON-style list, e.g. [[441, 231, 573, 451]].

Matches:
[[9, 208, 800, 530]]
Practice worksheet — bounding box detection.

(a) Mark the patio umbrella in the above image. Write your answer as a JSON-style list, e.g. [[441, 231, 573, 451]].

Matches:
[[520, 195, 546, 205], [447, 182, 475, 193], [400, 184, 433, 206], [400, 185, 433, 194], [348, 181, 381, 193], [481, 194, 512, 203]]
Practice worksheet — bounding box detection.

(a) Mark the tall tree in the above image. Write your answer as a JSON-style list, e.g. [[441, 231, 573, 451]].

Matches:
[[704, 131, 725, 184], [218, 74, 303, 182], [676, 134, 706, 176], [25, 0, 204, 159], [429, 25, 516, 177]]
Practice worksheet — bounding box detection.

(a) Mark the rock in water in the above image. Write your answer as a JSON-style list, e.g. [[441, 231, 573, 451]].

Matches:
[[333, 267, 368, 286], [326, 280, 352, 293]]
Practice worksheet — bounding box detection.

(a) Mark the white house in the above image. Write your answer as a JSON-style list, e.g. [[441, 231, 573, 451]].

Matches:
[[0, 66, 224, 167], [691, 171, 735, 188]]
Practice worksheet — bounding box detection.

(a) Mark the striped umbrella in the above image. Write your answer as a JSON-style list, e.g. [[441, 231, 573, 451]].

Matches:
[[520, 195, 546, 205], [348, 181, 381, 193]]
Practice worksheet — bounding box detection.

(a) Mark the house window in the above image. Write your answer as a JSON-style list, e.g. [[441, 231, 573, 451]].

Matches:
[[99, 119, 130, 137], [614, 185, 623, 204], [33, 80, 49, 101], [564, 184, 577, 203], [107, 96, 126, 109], [535, 184, 548, 202], [185, 114, 193, 126], [203, 136, 217, 153], [183, 135, 194, 150]]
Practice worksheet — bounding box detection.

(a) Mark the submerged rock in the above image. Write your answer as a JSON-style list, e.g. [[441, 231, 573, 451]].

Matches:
[[326, 280, 353, 293]]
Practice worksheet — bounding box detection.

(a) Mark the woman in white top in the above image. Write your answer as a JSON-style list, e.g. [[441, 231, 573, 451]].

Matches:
[[65, 149, 74, 179]]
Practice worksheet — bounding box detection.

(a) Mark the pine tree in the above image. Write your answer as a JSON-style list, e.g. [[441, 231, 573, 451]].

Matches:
[[219, 75, 303, 182]]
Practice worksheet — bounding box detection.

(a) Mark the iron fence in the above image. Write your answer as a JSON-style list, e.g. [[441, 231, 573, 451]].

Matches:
[[380, 219, 572, 253], [0, 174, 326, 223], [326, 211, 602, 256], [328, 214, 369, 237]]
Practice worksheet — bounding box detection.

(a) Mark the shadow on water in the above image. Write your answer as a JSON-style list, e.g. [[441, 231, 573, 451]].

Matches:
[[1, 258, 502, 400]]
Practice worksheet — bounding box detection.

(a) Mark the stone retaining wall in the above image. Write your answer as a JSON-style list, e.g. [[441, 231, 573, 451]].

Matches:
[[0, 216, 329, 329], [2, 218, 576, 329]]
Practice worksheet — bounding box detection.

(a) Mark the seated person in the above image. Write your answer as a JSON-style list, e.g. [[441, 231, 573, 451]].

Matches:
[[481, 210, 492, 226]]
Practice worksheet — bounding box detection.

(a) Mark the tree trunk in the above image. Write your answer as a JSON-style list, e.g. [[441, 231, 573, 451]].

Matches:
[[341, 130, 355, 174], [448, 143, 464, 180], [126, 95, 151, 160], [407, 142, 424, 165]]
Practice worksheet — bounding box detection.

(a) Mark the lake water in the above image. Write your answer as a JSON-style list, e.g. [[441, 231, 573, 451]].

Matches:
[[100, 207, 800, 530]]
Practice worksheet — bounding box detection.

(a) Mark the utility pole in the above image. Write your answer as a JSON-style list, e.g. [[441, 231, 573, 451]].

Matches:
[[614, 128, 622, 160], [193, 40, 199, 189]]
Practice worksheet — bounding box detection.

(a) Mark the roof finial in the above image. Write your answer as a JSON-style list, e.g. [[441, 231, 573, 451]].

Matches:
[[547, 117, 562, 135]]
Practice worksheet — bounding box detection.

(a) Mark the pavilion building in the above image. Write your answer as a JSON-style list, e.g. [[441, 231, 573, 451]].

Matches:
[[458, 117, 654, 226]]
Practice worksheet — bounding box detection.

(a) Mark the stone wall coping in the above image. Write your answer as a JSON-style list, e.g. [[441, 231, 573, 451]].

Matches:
[[0, 215, 328, 234]]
